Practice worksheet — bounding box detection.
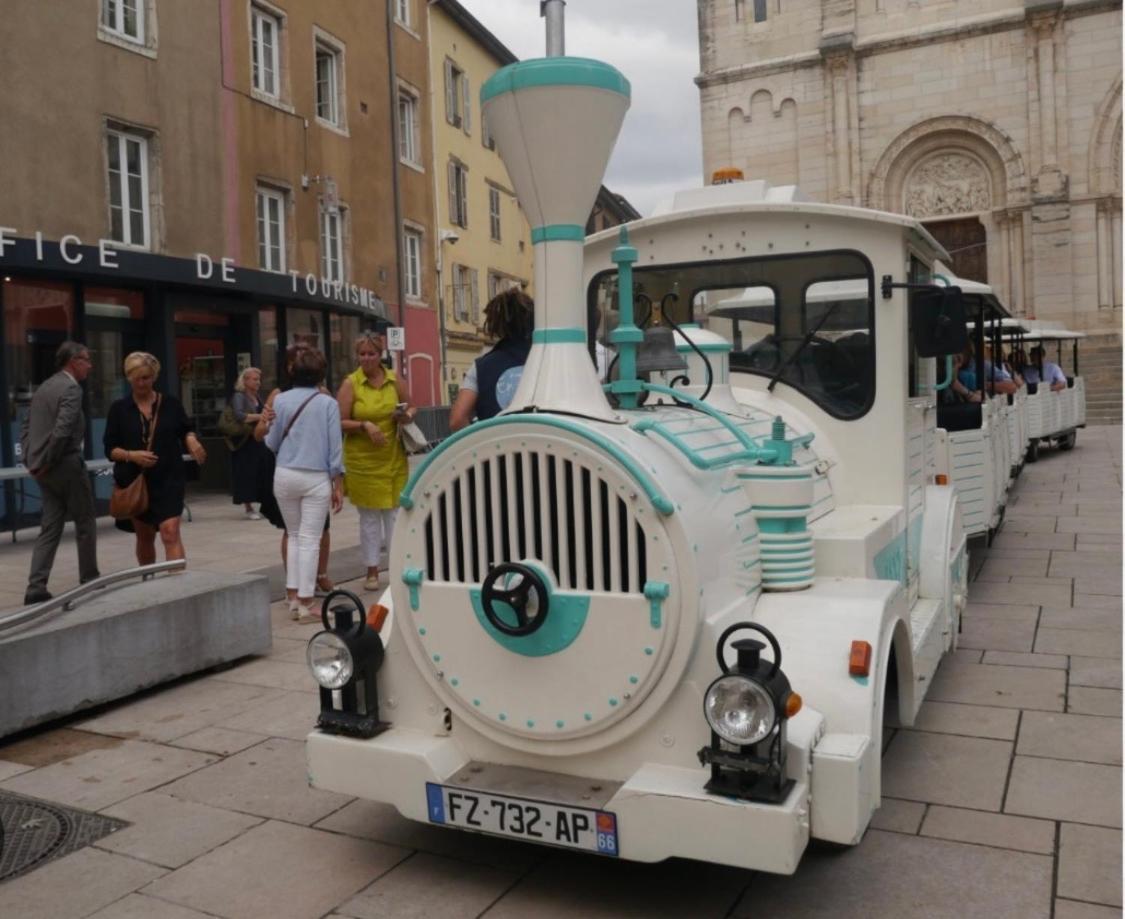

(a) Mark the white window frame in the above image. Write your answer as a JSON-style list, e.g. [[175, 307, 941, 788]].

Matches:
[[251, 4, 281, 99], [398, 87, 420, 166], [448, 159, 468, 229], [395, 0, 411, 28], [313, 32, 345, 130], [488, 187, 501, 242], [403, 227, 423, 300], [256, 186, 287, 273], [452, 265, 479, 322], [106, 127, 151, 249], [101, 0, 145, 44], [320, 205, 345, 284], [482, 110, 496, 151]]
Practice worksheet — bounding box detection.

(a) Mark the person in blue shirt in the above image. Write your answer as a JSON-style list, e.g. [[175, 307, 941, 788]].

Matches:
[[449, 289, 534, 432], [1024, 346, 1068, 391]]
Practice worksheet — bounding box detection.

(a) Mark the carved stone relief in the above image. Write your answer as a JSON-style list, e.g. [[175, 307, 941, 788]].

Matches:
[[904, 153, 992, 217]]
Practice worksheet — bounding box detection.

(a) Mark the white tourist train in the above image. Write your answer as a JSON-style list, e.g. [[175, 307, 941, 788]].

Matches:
[[302, 8, 1079, 876]]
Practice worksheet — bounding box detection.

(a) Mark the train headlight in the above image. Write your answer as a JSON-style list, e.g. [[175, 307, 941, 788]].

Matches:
[[697, 622, 797, 804], [307, 632, 354, 690], [704, 674, 776, 746], [306, 590, 390, 739]]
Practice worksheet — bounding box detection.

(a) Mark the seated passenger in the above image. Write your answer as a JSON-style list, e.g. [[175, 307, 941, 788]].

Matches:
[[948, 349, 982, 403], [1023, 346, 1067, 392], [983, 346, 1019, 395]]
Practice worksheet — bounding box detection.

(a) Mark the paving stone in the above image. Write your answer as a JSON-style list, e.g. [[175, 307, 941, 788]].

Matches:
[[1057, 516, 1120, 535], [0, 846, 166, 919], [959, 617, 1037, 652], [981, 547, 1052, 560], [991, 532, 1076, 551], [484, 848, 754, 919], [983, 651, 1068, 669], [159, 737, 351, 826], [0, 727, 125, 767], [1040, 606, 1123, 631], [337, 851, 518, 919], [0, 758, 33, 780], [97, 791, 263, 868], [1074, 577, 1123, 598], [868, 797, 925, 834], [1054, 899, 1124, 919], [216, 689, 322, 741], [1049, 556, 1123, 579], [1074, 593, 1123, 611], [962, 602, 1039, 622], [1070, 657, 1124, 689], [882, 731, 1011, 810], [1037, 628, 1122, 659], [75, 678, 286, 743], [1006, 757, 1122, 827], [969, 580, 1072, 607], [0, 739, 216, 811], [910, 700, 1020, 740], [86, 894, 217, 918], [209, 658, 319, 693], [929, 659, 1067, 711], [1058, 824, 1123, 907], [977, 556, 1049, 579], [920, 805, 1055, 854], [314, 799, 544, 872], [725, 831, 1052, 919], [1069, 687, 1123, 717], [952, 648, 983, 663], [141, 819, 408, 919], [169, 726, 269, 755], [1076, 532, 1124, 546], [1018, 711, 1122, 765]]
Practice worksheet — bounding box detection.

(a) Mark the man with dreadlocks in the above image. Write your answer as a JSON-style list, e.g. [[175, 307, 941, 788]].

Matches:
[[449, 288, 535, 431]]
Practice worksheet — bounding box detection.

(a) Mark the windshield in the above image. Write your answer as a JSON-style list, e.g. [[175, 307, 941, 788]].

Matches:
[[588, 250, 875, 419]]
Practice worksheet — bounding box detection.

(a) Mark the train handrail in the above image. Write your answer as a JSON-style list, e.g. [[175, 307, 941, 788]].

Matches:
[[0, 559, 187, 634]]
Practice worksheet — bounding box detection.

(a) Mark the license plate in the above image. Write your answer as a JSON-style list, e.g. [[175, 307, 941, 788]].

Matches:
[[425, 782, 619, 856]]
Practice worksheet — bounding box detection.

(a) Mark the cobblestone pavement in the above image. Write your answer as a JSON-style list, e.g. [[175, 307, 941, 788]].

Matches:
[[0, 429, 1120, 918]]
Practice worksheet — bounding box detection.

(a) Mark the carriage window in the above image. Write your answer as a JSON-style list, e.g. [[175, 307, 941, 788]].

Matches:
[[587, 250, 875, 420]]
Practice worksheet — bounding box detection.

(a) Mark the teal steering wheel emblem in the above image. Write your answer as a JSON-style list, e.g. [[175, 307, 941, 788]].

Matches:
[[470, 561, 590, 657]]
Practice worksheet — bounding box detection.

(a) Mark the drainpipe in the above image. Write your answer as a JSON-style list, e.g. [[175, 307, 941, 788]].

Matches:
[[386, 0, 407, 376]]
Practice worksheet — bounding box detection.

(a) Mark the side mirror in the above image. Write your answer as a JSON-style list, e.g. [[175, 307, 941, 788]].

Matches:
[[911, 286, 968, 357]]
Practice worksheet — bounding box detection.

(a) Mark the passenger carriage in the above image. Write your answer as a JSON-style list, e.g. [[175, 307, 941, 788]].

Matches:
[[1015, 328, 1086, 459], [304, 10, 982, 876]]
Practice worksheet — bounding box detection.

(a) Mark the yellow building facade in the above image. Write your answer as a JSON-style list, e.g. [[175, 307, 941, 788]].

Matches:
[[427, 0, 534, 404]]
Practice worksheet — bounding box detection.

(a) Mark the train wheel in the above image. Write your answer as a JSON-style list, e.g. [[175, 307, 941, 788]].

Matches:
[[1026, 440, 1040, 463], [1058, 431, 1077, 451]]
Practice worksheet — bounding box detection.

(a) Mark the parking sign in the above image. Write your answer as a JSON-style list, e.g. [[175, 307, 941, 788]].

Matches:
[[387, 327, 406, 351]]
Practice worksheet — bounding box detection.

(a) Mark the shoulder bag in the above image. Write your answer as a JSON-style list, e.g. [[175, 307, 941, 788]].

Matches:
[[398, 419, 429, 454], [110, 395, 161, 520], [278, 391, 321, 448]]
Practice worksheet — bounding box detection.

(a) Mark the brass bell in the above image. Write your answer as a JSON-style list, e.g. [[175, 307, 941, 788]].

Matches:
[[635, 325, 688, 375]]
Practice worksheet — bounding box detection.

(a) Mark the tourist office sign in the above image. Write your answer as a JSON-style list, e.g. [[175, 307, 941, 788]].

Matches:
[[0, 227, 388, 316]]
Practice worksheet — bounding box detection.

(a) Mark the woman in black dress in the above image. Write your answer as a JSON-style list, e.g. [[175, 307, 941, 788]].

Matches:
[[229, 366, 270, 519], [104, 352, 207, 565]]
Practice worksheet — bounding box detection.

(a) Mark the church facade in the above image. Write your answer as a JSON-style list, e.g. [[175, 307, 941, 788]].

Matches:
[[696, 0, 1122, 341]]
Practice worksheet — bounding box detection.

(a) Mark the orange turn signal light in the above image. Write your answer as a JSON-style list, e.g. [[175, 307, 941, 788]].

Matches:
[[367, 603, 390, 632], [849, 640, 873, 677], [785, 692, 803, 718], [935, 474, 949, 485]]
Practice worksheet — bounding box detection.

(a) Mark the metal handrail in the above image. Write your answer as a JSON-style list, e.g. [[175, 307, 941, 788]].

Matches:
[[0, 559, 186, 634]]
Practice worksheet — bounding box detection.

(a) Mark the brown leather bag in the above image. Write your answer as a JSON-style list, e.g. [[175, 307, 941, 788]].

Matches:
[[110, 396, 161, 520]]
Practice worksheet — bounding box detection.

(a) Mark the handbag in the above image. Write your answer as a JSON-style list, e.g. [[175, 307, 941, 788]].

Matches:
[[398, 419, 429, 454], [110, 395, 160, 519], [217, 403, 252, 438]]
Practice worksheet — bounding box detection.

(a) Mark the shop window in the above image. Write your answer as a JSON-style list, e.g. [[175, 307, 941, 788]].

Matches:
[[106, 127, 151, 249], [329, 312, 362, 390], [489, 187, 501, 241], [403, 227, 422, 300], [287, 307, 325, 354], [251, 4, 282, 99], [398, 87, 420, 166], [101, 0, 144, 43], [256, 186, 287, 272], [84, 286, 144, 321], [321, 206, 345, 284], [448, 159, 468, 228], [314, 34, 344, 129]]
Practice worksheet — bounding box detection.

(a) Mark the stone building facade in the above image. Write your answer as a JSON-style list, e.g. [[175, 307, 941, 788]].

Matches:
[[696, 0, 1122, 347]]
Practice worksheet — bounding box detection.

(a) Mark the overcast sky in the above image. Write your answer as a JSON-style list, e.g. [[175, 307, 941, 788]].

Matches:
[[454, 0, 703, 217]]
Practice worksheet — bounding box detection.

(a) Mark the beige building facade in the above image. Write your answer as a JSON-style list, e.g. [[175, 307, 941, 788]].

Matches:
[[697, 0, 1122, 347], [427, 0, 535, 404]]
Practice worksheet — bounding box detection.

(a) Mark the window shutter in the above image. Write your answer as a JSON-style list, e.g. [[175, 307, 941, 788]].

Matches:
[[462, 74, 472, 135], [459, 167, 468, 229], [448, 160, 457, 225], [470, 269, 480, 323], [444, 59, 455, 125]]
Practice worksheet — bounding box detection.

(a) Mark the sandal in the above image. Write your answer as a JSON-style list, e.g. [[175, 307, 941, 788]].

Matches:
[[315, 574, 334, 597], [364, 569, 380, 591], [288, 598, 301, 620], [297, 601, 321, 624]]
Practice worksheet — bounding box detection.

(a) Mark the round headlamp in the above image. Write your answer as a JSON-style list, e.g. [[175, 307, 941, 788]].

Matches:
[[307, 631, 354, 690], [704, 674, 776, 746]]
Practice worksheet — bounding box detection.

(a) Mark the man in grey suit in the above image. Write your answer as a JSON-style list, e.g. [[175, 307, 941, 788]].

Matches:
[[21, 341, 100, 604]]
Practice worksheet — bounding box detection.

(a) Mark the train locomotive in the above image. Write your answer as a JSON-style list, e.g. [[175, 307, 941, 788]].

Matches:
[[305, 7, 974, 875]]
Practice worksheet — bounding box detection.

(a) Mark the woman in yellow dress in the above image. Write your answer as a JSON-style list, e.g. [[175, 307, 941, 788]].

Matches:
[[337, 329, 414, 590]]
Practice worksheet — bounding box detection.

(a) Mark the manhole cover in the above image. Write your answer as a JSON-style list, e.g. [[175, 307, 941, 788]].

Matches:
[[0, 791, 127, 883]]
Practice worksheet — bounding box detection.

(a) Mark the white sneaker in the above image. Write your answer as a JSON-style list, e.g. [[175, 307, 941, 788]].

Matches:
[[245, 510, 262, 520], [288, 599, 301, 620]]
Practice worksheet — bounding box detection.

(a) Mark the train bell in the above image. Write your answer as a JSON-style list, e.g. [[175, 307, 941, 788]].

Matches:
[[635, 325, 688, 375]]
